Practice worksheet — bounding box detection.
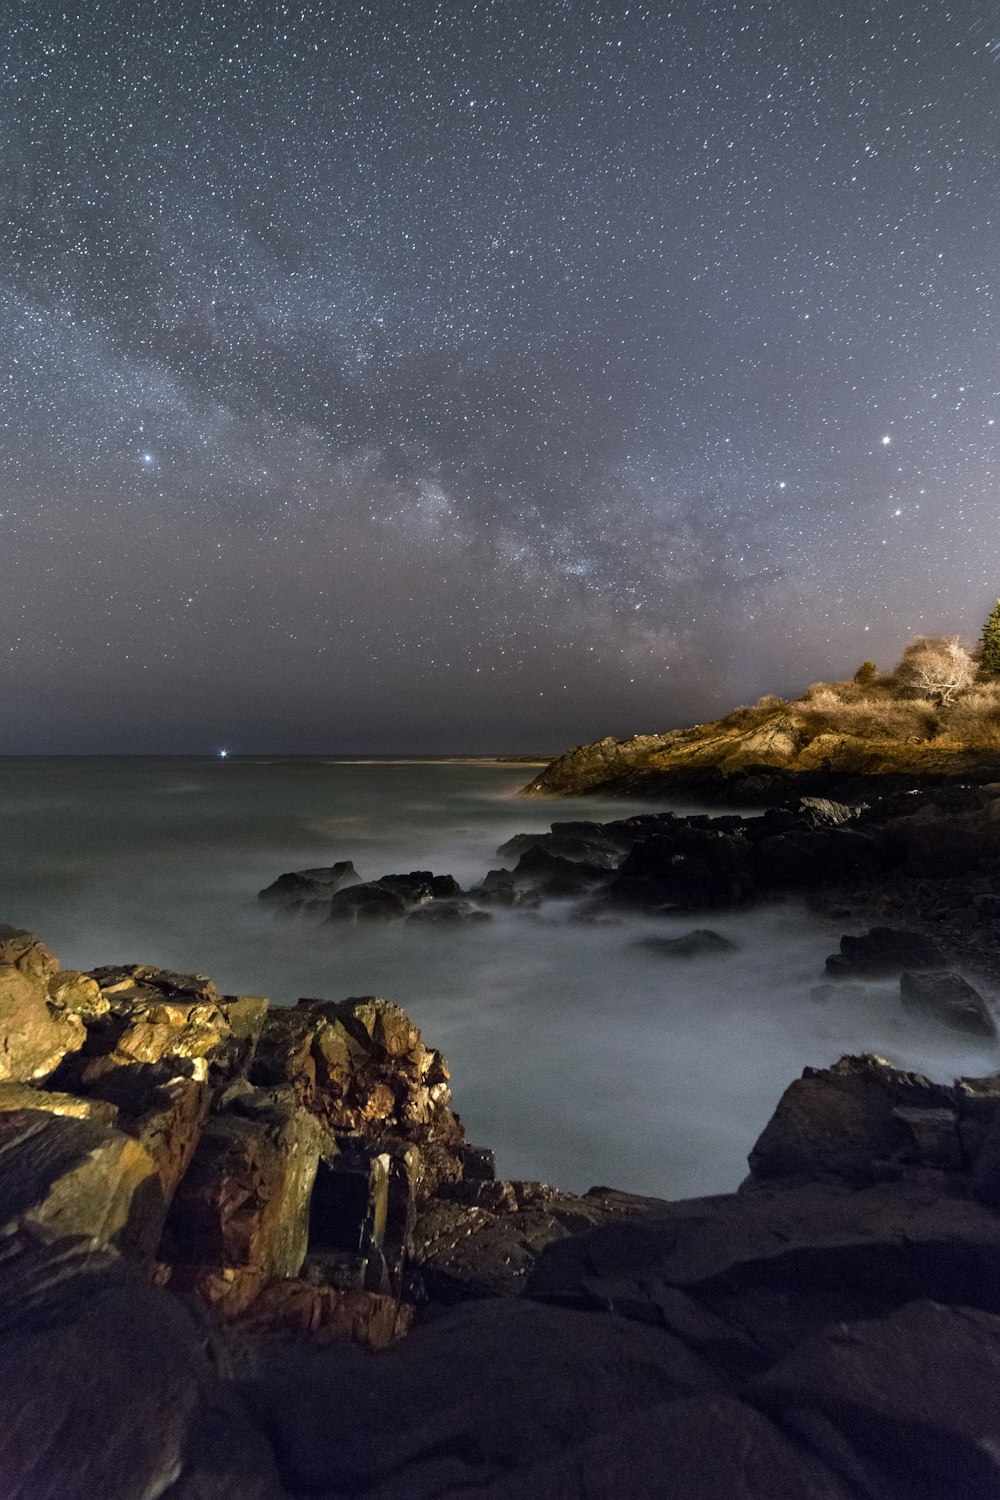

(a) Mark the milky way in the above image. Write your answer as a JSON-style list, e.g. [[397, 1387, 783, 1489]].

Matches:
[[3, 2, 999, 752]]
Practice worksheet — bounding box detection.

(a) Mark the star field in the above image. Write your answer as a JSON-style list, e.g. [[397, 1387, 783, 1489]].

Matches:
[[2, 1, 999, 752]]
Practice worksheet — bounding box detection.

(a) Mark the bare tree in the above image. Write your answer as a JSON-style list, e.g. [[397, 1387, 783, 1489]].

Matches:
[[896, 636, 975, 705]]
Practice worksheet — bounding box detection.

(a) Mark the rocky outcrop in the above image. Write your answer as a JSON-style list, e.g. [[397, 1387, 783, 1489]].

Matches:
[[521, 706, 1000, 802], [5, 926, 1000, 1496]]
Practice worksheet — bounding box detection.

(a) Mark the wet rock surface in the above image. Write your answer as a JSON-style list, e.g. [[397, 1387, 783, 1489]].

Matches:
[[3, 927, 1000, 1495]]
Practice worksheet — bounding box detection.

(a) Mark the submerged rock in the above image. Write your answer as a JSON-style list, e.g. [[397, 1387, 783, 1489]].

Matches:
[[258, 862, 362, 907], [638, 929, 737, 958], [900, 970, 998, 1039]]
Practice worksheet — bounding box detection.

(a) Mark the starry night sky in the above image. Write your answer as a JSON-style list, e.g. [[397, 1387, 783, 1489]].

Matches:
[[3, 1, 999, 753]]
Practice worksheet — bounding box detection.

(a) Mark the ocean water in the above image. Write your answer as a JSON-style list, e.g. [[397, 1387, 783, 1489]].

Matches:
[[1, 755, 996, 1197]]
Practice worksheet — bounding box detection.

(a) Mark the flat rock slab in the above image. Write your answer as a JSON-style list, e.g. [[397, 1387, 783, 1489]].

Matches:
[[901, 970, 999, 1039], [526, 1177, 1000, 1357]]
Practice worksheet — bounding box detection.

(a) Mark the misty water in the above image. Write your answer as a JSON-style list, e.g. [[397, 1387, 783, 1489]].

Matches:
[[2, 756, 997, 1198]]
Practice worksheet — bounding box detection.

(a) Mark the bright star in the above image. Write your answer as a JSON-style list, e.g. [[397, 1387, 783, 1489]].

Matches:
[[218, 749, 228, 759], [140, 452, 155, 466], [881, 435, 891, 446]]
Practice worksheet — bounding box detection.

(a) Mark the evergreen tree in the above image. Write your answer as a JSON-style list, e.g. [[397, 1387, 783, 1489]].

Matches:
[[980, 600, 1000, 673]]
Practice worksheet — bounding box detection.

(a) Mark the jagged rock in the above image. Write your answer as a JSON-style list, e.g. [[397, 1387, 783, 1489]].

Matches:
[[610, 828, 753, 909], [0, 1108, 163, 1257], [0, 1232, 284, 1500], [746, 1054, 960, 1186], [750, 1300, 1000, 1500], [48, 968, 109, 1018], [0, 930, 86, 1083], [410, 1184, 657, 1301], [72, 966, 268, 1086], [237, 1297, 716, 1499], [0, 925, 61, 982], [638, 929, 737, 958], [250, 998, 465, 1194], [327, 883, 409, 921], [161, 1093, 325, 1284], [825, 926, 946, 977], [900, 970, 998, 1039], [236, 1278, 413, 1348], [83, 1062, 212, 1200], [258, 862, 362, 906], [497, 831, 621, 868]]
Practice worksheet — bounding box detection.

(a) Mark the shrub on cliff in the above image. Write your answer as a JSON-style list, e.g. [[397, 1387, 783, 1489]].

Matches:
[[980, 600, 1000, 674]]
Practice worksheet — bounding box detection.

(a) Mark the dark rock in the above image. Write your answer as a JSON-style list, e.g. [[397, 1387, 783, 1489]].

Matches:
[[825, 925, 946, 977], [511, 846, 611, 897], [238, 1296, 715, 1498], [746, 1054, 960, 1186], [0, 1108, 164, 1258], [258, 862, 361, 906], [0, 1232, 285, 1500], [497, 831, 621, 868], [753, 828, 883, 891], [639, 928, 737, 958], [452, 1393, 856, 1499], [405, 898, 492, 924], [410, 1184, 656, 1301], [527, 1176, 1000, 1362], [900, 970, 998, 1039], [459, 1143, 497, 1180], [378, 870, 462, 900], [750, 1300, 1000, 1500], [327, 882, 409, 921]]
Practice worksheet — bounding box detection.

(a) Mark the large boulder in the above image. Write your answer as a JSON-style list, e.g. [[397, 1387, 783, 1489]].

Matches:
[[900, 971, 998, 1039], [746, 1054, 962, 1185], [0, 1232, 285, 1500], [0, 928, 86, 1083], [258, 862, 362, 908], [825, 926, 946, 977]]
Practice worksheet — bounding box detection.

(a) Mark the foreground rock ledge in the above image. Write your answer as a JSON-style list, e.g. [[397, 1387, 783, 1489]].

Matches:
[[2, 925, 1000, 1497]]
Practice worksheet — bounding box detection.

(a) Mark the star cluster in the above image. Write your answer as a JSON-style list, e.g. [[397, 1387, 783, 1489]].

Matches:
[[2, 1, 998, 751]]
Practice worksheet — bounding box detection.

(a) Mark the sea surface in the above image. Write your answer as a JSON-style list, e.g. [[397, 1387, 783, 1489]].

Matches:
[[1, 755, 996, 1197]]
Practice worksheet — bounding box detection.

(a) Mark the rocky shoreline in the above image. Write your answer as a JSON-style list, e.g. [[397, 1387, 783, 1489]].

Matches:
[[2, 902, 1000, 1496], [260, 778, 1000, 992]]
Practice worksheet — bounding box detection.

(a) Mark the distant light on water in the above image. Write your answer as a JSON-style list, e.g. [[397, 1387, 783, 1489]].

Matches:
[[218, 749, 228, 759]]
